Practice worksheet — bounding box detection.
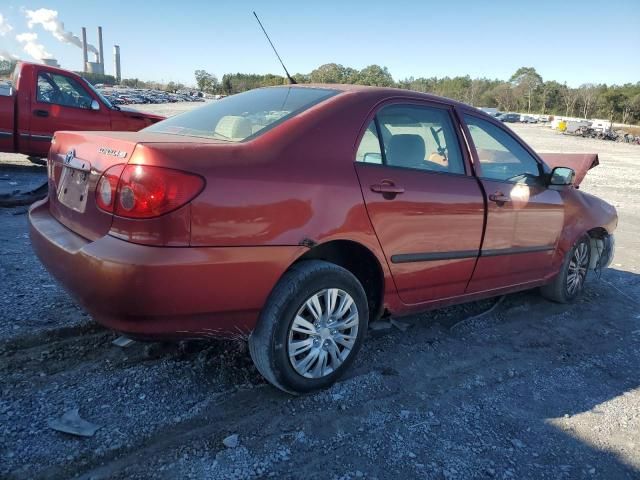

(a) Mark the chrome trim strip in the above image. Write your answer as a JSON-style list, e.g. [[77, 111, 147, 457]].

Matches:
[[390, 245, 555, 264]]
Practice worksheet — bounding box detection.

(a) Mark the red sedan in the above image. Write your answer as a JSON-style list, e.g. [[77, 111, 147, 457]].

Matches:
[[29, 85, 617, 393]]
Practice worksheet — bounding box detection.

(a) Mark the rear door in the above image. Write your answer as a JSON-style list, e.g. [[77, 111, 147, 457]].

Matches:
[[355, 102, 485, 305], [461, 112, 564, 292], [29, 70, 111, 156]]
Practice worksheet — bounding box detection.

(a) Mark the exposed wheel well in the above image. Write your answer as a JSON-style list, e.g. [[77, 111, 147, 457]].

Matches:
[[295, 240, 384, 322], [586, 227, 612, 270], [587, 227, 608, 239]]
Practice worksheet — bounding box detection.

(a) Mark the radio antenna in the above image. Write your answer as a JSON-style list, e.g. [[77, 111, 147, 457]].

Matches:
[[253, 11, 297, 85]]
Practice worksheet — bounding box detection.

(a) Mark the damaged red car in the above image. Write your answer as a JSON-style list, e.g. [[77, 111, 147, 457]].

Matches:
[[29, 85, 617, 393]]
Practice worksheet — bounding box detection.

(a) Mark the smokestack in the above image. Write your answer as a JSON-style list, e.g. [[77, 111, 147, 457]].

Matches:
[[81, 27, 88, 71], [97, 26, 104, 67], [113, 45, 121, 83]]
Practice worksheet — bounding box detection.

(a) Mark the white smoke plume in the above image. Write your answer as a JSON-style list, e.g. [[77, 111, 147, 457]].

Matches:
[[16, 32, 51, 61], [0, 13, 14, 36], [0, 50, 19, 60], [25, 8, 98, 55]]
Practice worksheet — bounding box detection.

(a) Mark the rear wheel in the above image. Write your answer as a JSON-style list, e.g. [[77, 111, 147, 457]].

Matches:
[[541, 235, 591, 303], [249, 260, 368, 394]]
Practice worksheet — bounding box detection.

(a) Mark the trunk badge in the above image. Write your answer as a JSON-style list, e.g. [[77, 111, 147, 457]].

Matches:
[[98, 147, 127, 159]]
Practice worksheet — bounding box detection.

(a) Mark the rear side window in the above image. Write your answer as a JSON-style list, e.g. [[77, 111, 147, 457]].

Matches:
[[355, 121, 382, 164], [145, 87, 338, 142], [357, 104, 465, 175], [463, 114, 541, 182]]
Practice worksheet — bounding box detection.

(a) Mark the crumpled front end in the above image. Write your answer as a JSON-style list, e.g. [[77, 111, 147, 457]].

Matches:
[[540, 153, 599, 186]]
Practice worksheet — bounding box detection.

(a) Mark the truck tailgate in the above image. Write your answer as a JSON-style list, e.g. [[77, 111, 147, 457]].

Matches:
[[0, 89, 15, 153]]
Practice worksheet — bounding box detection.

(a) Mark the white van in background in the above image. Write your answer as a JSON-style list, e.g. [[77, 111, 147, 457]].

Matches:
[[590, 119, 613, 132]]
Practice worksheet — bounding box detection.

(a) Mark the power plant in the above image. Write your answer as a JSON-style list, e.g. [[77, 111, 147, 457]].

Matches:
[[113, 45, 121, 82], [81, 25, 120, 80]]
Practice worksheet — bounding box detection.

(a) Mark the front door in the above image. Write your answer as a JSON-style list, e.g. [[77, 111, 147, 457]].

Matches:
[[355, 102, 485, 305], [461, 113, 564, 293], [29, 70, 111, 157]]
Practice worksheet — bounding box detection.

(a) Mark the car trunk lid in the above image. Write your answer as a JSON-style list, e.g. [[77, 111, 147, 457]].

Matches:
[[48, 131, 141, 241]]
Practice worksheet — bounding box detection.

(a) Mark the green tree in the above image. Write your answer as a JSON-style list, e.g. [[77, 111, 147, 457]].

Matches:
[[600, 89, 626, 122], [222, 75, 233, 95], [539, 81, 563, 115], [194, 70, 218, 93], [356, 65, 394, 87], [0, 59, 17, 77], [510, 67, 543, 113], [491, 83, 516, 111], [309, 63, 346, 83]]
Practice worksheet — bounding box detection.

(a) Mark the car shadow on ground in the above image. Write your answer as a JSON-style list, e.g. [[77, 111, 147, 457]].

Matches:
[[125, 268, 640, 478]]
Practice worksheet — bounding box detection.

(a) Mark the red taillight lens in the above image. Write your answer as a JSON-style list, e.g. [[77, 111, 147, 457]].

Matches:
[[95, 164, 125, 213], [113, 165, 204, 219]]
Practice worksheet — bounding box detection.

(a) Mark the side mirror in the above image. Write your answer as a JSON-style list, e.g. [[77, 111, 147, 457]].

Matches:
[[363, 152, 382, 164], [549, 166, 575, 186], [90, 99, 100, 111]]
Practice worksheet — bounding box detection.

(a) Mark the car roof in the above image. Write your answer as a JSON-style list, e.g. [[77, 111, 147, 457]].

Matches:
[[266, 83, 476, 111]]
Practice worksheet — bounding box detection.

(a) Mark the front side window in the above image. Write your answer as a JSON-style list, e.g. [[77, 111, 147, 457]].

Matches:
[[37, 72, 94, 109], [463, 114, 541, 182], [364, 104, 465, 174], [145, 86, 338, 142]]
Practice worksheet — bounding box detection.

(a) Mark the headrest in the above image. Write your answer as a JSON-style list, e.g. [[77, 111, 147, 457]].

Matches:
[[214, 116, 252, 140], [387, 134, 426, 167]]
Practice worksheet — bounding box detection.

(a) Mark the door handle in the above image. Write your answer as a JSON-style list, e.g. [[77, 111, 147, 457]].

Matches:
[[33, 109, 49, 118], [489, 192, 510, 204], [370, 183, 405, 195]]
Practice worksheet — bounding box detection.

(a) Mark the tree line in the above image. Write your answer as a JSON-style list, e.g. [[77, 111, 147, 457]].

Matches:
[[195, 64, 640, 125], [3, 58, 638, 124]]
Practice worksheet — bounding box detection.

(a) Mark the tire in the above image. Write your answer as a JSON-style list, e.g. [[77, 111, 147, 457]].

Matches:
[[249, 260, 369, 394], [541, 235, 591, 303]]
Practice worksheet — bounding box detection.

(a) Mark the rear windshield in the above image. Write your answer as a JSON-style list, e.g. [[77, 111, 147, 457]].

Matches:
[[144, 86, 338, 142]]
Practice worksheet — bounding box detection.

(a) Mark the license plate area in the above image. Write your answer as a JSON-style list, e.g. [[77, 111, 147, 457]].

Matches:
[[57, 156, 91, 213]]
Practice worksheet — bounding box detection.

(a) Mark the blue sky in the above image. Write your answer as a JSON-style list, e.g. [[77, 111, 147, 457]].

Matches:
[[1, 0, 638, 87]]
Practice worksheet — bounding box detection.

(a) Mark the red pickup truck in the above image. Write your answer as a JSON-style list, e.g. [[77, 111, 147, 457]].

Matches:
[[0, 62, 164, 159]]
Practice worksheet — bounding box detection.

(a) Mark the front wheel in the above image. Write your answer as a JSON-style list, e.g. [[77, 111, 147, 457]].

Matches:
[[541, 235, 591, 303], [249, 260, 368, 394]]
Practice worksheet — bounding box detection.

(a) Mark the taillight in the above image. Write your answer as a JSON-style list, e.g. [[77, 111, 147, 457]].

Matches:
[[95, 164, 125, 213], [113, 165, 204, 218]]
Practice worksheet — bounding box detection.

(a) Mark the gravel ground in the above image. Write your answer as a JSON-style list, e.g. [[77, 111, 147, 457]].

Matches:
[[1, 107, 639, 479]]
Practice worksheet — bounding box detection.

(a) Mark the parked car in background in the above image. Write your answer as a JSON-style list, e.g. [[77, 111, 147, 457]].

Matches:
[[478, 107, 499, 117], [29, 85, 617, 394], [498, 113, 520, 123], [519, 115, 537, 123], [0, 62, 164, 158]]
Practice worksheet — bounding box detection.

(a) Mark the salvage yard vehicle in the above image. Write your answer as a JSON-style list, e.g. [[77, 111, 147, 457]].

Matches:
[[498, 112, 520, 123], [0, 62, 164, 159], [29, 85, 617, 394]]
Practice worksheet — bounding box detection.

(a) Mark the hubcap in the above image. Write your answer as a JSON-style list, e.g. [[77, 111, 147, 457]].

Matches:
[[287, 288, 359, 379], [567, 242, 589, 295]]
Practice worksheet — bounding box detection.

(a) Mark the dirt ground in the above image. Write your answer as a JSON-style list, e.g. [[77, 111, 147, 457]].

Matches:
[[1, 105, 639, 479]]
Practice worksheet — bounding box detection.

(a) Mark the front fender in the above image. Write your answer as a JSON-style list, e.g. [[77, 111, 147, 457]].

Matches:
[[554, 188, 617, 269]]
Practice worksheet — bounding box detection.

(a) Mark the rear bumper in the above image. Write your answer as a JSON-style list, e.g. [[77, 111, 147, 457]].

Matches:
[[29, 199, 305, 338]]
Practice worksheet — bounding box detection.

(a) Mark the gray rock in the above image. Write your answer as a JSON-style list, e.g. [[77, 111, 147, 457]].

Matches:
[[48, 409, 100, 437], [223, 434, 240, 448]]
